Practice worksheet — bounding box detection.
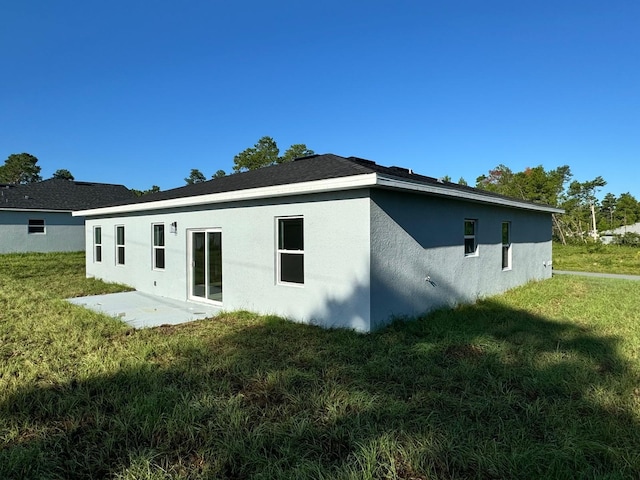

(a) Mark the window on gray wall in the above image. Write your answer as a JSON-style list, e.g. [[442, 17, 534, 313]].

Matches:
[[277, 217, 304, 284], [153, 223, 165, 269], [28, 219, 45, 234], [464, 219, 477, 256], [94, 226, 102, 262], [502, 222, 512, 270], [116, 225, 125, 265]]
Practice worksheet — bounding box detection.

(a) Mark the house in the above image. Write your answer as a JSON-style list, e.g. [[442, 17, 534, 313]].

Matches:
[[600, 222, 640, 244], [0, 178, 134, 254], [74, 154, 563, 332]]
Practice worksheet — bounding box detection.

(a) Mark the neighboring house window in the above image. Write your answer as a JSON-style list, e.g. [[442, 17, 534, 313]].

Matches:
[[116, 225, 125, 265], [277, 217, 304, 284], [94, 227, 102, 263], [502, 222, 512, 270], [153, 223, 165, 270], [464, 219, 477, 256], [28, 219, 45, 234]]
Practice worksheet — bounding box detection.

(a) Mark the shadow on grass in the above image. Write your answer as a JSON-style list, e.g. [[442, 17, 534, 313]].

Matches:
[[1, 301, 639, 479]]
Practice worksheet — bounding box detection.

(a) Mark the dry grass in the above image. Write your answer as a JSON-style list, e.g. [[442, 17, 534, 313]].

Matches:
[[553, 242, 640, 275]]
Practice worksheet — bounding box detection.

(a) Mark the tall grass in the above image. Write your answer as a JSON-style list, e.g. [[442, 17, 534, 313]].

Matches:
[[1, 252, 640, 479], [553, 242, 640, 275]]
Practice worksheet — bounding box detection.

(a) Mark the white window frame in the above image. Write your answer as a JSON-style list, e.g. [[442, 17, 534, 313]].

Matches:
[[276, 216, 304, 286], [115, 225, 125, 266], [28, 219, 45, 235], [464, 219, 478, 257], [152, 223, 165, 270], [94, 226, 102, 263], [502, 222, 512, 271]]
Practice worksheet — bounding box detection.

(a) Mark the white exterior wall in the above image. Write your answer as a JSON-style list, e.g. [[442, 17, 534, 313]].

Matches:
[[0, 211, 85, 253], [369, 190, 553, 330], [84, 190, 372, 331]]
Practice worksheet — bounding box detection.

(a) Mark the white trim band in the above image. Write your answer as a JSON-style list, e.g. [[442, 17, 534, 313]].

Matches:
[[74, 174, 378, 216], [73, 172, 563, 217]]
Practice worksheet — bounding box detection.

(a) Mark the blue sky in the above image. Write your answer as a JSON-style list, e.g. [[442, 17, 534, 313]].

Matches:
[[2, 1, 638, 197]]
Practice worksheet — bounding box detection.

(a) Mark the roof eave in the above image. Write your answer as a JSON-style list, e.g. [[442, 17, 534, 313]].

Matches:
[[0, 208, 74, 213], [375, 175, 565, 214], [73, 174, 379, 216], [73, 172, 565, 217]]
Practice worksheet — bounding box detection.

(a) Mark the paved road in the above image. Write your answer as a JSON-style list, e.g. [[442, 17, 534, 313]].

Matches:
[[553, 270, 640, 281]]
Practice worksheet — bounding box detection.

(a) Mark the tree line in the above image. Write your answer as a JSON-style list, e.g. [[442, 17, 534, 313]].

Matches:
[[472, 164, 639, 244], [184, 136, 314, 184], [0, 137, 315, 196], [4, 148, 638, 244], [0, 153, 74, 184]]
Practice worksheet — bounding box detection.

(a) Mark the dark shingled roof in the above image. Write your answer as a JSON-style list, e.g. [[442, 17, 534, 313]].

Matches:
[[99, 153, 556, 211], [102, 154, 372, 207], [0, 178, 134, 211]]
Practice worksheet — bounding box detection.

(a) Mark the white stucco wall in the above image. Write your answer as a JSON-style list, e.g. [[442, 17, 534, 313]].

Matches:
[[84, 190, 372, 331], [369, 190, 553, 329], [0, 210, 85, 253], [82, 187, 555, 332]]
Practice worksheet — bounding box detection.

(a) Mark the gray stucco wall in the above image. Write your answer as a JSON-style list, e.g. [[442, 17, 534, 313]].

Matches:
[[84, 190, 372, 331], [0, 211, 85, 253], [369, 189, 553, 330]]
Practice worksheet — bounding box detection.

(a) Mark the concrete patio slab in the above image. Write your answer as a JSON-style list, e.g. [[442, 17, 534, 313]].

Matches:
[[67, 291, 222, 328]]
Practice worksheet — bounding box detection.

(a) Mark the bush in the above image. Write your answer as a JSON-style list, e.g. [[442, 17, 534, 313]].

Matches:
[[585, 240, 605, 253], [612, 232, 640, 247]]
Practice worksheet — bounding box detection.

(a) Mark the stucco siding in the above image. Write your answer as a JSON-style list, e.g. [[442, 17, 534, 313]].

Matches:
[[369, 189, 553, 329], [82, 186, 555, 332], [84, 190, 372, 331], [0, 211, 85, 253]]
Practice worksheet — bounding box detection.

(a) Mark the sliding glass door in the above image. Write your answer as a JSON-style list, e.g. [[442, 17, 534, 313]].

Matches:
[[189, 230, 222, 303]]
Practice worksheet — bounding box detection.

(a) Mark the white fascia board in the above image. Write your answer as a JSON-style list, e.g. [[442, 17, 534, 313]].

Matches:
[[73, 174, 379, 216], [72, 171, 564, 217], [375, 175, 565, 214]]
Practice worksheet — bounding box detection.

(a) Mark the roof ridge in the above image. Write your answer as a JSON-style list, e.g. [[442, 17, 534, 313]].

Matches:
[[0, 178, 134, 210], [72, 153, 561, 214], [40, 178, 130, 188]]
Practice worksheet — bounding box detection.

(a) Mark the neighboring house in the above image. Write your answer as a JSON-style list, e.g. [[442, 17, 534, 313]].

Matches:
[[600, 222, 640, 244], [0, 179, 134, 254], [75, 154, 563, 332]]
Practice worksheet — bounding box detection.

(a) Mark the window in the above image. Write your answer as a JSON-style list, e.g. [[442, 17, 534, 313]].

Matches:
[[277, 217, 304, 284], [153, 224, 165, 269], [502, 222, 512, 270], [94, 227, 102, 263], [116, 225, 125, 265], [464, 219, 477, 256], [28, 219, 45, 234]]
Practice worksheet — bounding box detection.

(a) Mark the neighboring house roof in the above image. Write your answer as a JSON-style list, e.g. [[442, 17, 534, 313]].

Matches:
[[75, 154, 564, 216], [0, 178, 134, 212], [601, 222, 640, 236]]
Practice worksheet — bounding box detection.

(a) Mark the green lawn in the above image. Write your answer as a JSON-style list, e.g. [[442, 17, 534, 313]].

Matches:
[[553, 242, 640, 275], [2, 252, 640, 479]]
